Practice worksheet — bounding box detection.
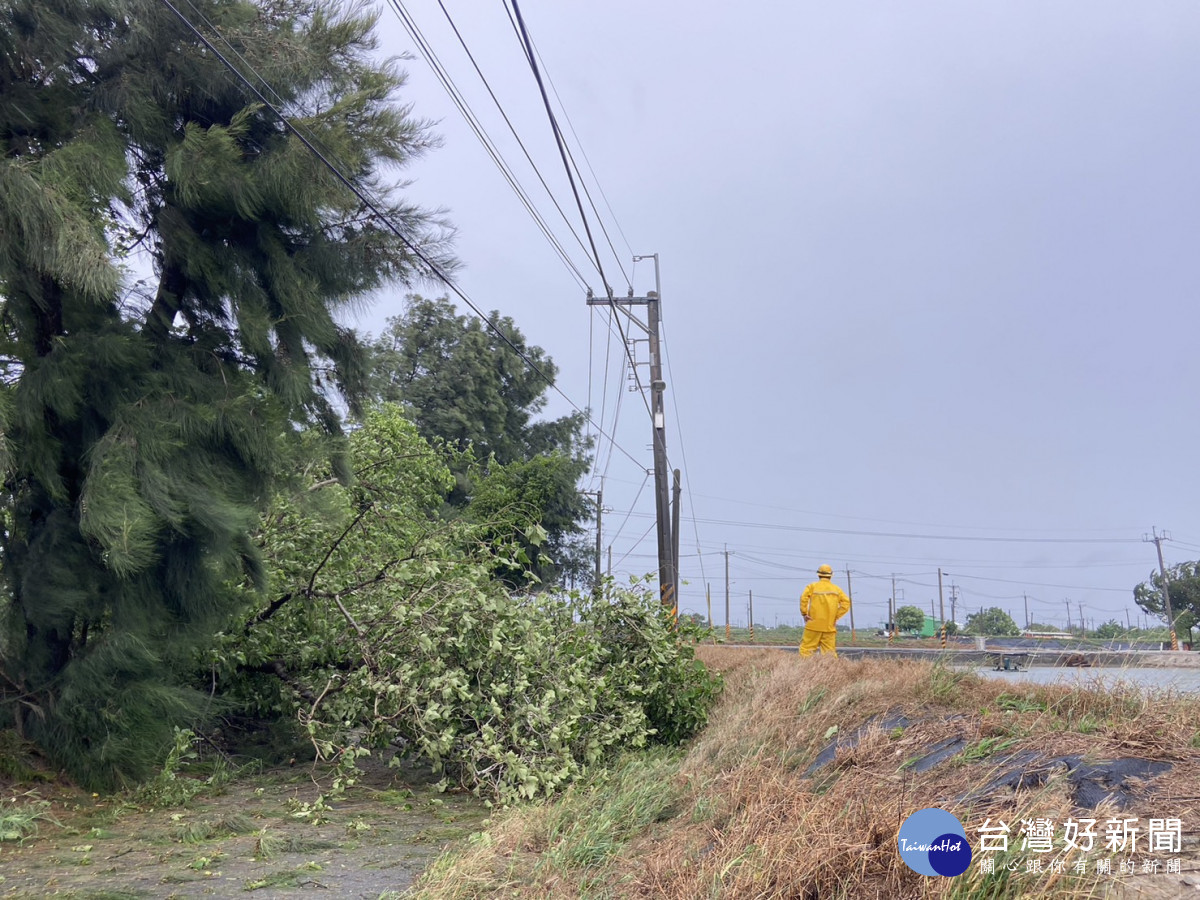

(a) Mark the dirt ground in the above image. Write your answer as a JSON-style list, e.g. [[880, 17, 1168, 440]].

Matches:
[[0, 757, 486, 899]]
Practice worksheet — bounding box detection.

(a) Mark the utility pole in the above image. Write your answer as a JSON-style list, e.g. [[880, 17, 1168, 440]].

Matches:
[[1125, 608, 1131, 630], [1024, 594, 1030, 629], [607, 545, 612, 577], [1145, 527, 1179, 650], [749, 590, 754, 642], [724, 545, 732, 642], [1065, 599, 1072, 632], [949, 583, 959, 630], [587, 254, 675, 613], [938, 568, 946, 646], [1077, 601, 1086, 637], [671, 469, 681, 619], [846, 567, 856, 644], [890, 574, 898, 643]]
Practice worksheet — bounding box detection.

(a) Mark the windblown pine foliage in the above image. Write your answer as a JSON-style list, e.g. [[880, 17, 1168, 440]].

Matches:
[[0, 0, 447, 786]]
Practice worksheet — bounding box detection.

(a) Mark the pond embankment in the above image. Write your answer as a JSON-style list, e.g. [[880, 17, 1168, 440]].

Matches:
[[839, 645, 1200, 669], [411, 648, 1200, 899]]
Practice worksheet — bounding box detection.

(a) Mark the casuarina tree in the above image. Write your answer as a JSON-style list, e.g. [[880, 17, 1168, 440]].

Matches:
[[0, 0, 447, 786], [1134, 561, 1200, 636]]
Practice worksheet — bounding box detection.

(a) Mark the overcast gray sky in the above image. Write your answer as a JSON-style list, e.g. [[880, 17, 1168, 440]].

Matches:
[[356, 1, 1200, 632]]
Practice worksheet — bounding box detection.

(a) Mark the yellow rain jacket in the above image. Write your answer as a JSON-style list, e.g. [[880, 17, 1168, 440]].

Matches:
[[800, 578, 851, 633]]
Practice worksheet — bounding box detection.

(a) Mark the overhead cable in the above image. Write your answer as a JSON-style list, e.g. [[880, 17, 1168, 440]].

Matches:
[[385, 0, 591, 289], [502, 0, 631, 290], [505, 1, 652, 426], [620, 511, 1140, 544]]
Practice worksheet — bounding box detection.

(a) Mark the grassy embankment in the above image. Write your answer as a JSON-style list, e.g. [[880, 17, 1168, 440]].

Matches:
[[411, 648, 1200, 899]]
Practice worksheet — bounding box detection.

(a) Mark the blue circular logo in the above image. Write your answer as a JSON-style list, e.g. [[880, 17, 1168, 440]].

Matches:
[[897, 808, 972, 877]]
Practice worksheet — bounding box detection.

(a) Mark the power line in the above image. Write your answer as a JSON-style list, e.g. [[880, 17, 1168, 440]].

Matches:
[[388, 0, 654, 479], [611, 520, 658, 571], [598, 338, 627, 481], [504, 0, 653, 433], [427, 0, 608, 284], [618, 511, 1140, 544], [156, 0, 646, 472], [659, 311, 706, 587], [385, 0, 591, 289], [605, 470, 651, 548], [507, 0, 613, 297], [587, 305, 615, 489], [945, 572, 1131, 594], [532, 34, 635, 262], [592, 475, 1143, 537], [502, 0, 631, 290]]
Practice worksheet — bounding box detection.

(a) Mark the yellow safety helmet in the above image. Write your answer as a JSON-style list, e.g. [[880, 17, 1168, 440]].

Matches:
[[817, 564, 833, 578]]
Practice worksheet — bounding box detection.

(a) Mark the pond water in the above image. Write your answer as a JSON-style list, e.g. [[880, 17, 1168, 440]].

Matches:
[[967, 666, 1200, 694]]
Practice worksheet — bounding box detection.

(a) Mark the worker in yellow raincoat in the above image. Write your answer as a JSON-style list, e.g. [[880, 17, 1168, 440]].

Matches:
[[799, 564, 851, 657]]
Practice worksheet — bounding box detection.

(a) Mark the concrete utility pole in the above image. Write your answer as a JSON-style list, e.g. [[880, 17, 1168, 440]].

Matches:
[[587, 254, 675, 614], [1145, 527, 1179, 650], [890, 574, 898, 643], [1065, 599, 1072, 632], [845, 567, 856, 644], [938, 568, 946, 645], [724, 545, 732, 642], [949, 583, 959, 629], [749, 590, 754, 642], [671, 469, 681, 619], [1024, 594, 1030, 629]]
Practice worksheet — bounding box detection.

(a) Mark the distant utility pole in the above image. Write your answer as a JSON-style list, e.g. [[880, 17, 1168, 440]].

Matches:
[[1065, 599, 1072, 632], [671, 469, 681, 615], [587, 254, 676, 614], [1144, 527, 1179, 650], [724, 545, 732, 642], [938, 568, 946, 646], [749, 590, 754, 642], [1024, 594, 1030, 629], [1077, 601, 1086, 636], [845, 567, 856, 644], [890, 574, 898, 643], [949, 583, 959, 628]]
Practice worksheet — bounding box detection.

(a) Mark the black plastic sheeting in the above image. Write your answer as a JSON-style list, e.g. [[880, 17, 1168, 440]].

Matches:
[[804, 711, 913, 776], [958, 753, 1173, 810], [804, 714, 1173, 810]]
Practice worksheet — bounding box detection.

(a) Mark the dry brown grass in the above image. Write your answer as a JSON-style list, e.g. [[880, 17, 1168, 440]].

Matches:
[[410, 649, 1200, 899]]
